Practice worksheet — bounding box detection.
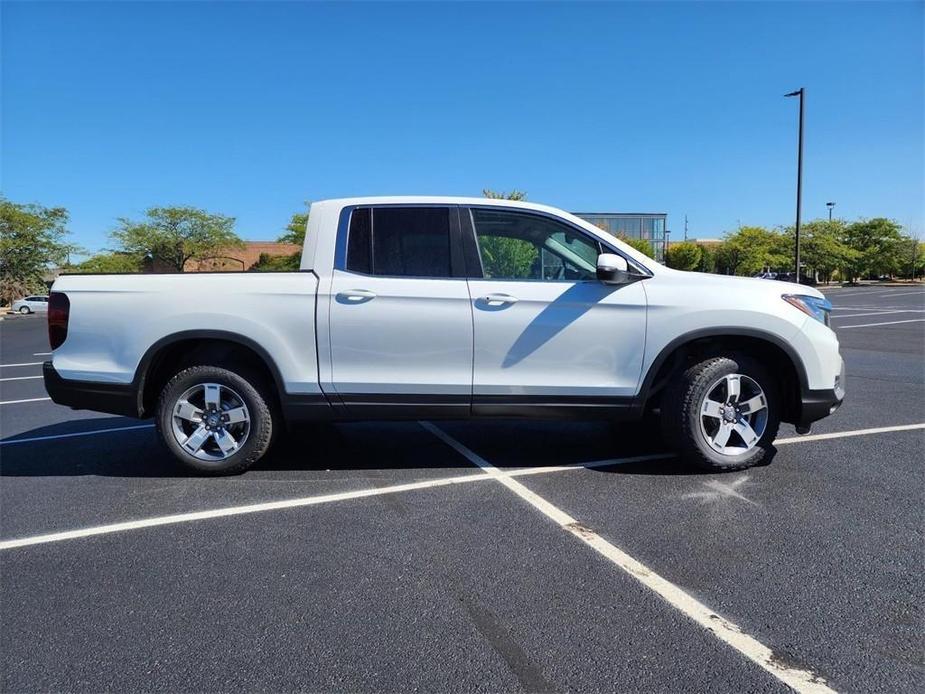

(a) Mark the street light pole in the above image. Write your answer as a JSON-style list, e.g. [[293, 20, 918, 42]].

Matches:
[[785, 88, 804, 282], [826, 201, 835, 221]]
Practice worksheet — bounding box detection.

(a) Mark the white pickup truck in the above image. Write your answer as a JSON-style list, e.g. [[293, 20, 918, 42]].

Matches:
[[44, 197, 844, 474]]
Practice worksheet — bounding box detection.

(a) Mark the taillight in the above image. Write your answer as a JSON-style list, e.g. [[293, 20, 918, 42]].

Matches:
[[48, 292, 70, 350]]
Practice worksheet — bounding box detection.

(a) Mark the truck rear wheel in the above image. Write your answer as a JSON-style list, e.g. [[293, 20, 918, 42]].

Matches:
[[662, 355, 779, 472], [155, 365, 275, 475]]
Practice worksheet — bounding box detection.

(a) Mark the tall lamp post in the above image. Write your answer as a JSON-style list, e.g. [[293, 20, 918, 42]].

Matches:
[[785, 88, 805, 282], [826, 201, 835, 221]]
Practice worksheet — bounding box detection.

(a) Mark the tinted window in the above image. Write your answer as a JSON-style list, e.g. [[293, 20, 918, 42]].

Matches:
[[471, 209, 600, 281], [346, 208, 371, 274], [346, 207, 452, 278]]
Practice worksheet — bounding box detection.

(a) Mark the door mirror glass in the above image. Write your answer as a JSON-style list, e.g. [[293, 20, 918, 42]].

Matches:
[[596, 253, 629, 284]]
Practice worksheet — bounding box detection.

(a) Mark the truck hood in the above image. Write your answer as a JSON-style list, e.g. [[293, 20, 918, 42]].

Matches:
[[658, 267, 827, 301]]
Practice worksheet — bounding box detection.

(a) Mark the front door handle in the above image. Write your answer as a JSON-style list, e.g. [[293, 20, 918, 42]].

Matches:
[[479, 293, 519, 306], [337, 289, 377, 303]]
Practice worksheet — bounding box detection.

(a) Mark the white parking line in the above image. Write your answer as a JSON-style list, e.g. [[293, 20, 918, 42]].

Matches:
[[829, 310, 913, 319], [420, 422, 835, 694], [831, 307, 924, 312], [0, 375, 43, 382], [878, 290, 925, 298], [0, 424, 156, 446], [0, 458, 670, 552], [776, 423, 925, 445], [0, 421, 919, 553], [0, 362, 43, 368], [838, 318, 925, 329], [0, 397, 51, 405]]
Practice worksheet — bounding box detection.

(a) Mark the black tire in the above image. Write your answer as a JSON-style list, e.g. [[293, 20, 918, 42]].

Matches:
[[155, 365, 275, 475], [661, 355, 780, 472], [19, 306, 30, 314]]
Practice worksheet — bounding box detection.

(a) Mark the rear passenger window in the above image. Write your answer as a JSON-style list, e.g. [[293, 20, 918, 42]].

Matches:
[[346, 207, 451, 278]]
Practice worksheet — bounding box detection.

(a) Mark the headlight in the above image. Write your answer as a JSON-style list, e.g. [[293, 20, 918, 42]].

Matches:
[[782, 294, 832, 326]]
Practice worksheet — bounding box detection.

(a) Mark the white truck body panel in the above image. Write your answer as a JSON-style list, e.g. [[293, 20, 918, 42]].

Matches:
[[51, 272, 322, 393]]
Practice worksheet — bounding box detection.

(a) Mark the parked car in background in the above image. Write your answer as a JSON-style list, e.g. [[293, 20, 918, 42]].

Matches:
[[43, 196, 845, 475], [10, 295, 49, 314], [754, 272, 778, 280]]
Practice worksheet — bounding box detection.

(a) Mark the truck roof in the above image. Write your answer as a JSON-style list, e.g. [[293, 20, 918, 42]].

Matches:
[[310, 196, 567, 216]]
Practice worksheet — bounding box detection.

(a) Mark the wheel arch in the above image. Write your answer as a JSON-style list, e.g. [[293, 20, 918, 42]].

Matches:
[[135, 330, 286, 417], [639, 327, 808, 424]]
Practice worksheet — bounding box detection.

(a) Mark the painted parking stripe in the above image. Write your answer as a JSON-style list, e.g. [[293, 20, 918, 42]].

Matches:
[[0, 362, 43, 368], [837, 318, 925, 329], [0, 397, 51, 405], [0, 375, 43, 382], [0, 455, 668, 550], [831, 307, 924, 312], [0, 456, 662, 551], [829, 310, 914, 319], [0, 423, 919, 553], [421, 422, 835, 694], [0, 423, 156, 446], [877, 290, 925, 298], [776, 423, 925, 445]]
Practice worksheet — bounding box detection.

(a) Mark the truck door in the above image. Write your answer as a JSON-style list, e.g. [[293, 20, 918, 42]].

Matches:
[[325, 205, 473, 417], [463, 206, 648, 417]]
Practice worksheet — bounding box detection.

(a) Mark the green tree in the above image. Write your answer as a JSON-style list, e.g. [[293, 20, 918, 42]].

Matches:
[[250, 251, 301, 272], [781, 219, 857, 283], [0, 197, 72, 305], [665, 241, 702, 271], [73, 251, 143, 274], [896, 235, 924, 280], [482, 189, 527, 201], [111, 206, 243, 272], [715, 226, 789, 276], [278, 209, 310, 245], [843, 218, 905, 281], [251, 208, 310, 272], [617, 235, 655, 258], [696, 244, 716, 273]]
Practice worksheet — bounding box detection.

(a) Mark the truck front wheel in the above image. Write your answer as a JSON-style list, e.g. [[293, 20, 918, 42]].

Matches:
[[155, 365, 275, 475], [662, 356, 780, 472]]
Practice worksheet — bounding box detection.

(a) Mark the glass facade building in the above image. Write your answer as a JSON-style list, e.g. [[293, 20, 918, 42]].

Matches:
[[574, 212, 668, 261]]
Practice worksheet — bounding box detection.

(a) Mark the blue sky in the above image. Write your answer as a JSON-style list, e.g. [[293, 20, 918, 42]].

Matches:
[[3, 1, 923, 254]]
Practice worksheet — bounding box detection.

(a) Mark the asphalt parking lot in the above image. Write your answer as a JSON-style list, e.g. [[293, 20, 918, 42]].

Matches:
[[1, 286, 923, 693]]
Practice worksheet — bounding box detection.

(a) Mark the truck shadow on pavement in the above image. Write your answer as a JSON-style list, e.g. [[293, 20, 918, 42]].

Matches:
[[0, 417, 772, 478]]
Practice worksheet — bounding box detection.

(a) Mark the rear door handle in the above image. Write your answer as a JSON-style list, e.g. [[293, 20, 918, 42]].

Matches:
[[337, 289, 377, 302], [479, 293, 519, 306]]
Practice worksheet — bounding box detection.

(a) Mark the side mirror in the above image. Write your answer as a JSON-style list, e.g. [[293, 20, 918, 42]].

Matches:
[[596, 253, 630, 284]]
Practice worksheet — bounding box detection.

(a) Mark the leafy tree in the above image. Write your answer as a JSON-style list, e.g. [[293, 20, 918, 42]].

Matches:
[[843, 218, 905, 280], [617, 235, 655, 258], [278, 209, 310, 245], [0, 197, 72, 305], [781, 219, 857, 283], [665, 241, 702, 271], [696, 244, 717, 273], [715, 226, 789, 276], [896, 235, 925, 279], [250, 208, 310, 272], [250, 251, 301, 272], [111, 206, 243, 272], [74, 251, 143, 274], [482, 189, 527, 201]]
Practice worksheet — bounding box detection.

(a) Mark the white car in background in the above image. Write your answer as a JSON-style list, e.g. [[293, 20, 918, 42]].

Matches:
[[11, 295, 49, 314]]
